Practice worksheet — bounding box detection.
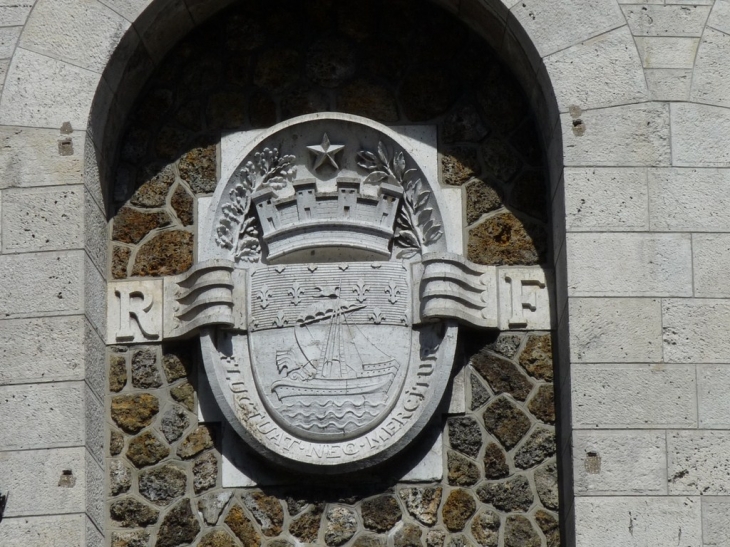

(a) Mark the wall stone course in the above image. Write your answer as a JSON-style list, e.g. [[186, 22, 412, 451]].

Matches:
[[668, 431, 730, 495], [568, 297, 662, 363], [0, 250, 84, 318], [1, 185, 83, 253], [510, 0, 624, 57], [702, 497, 730, 547], [635, 37, 700, 69], [622, 4, 711, 36], [19, 0, 130, 75], [573, 430, 667, 495], [671, 102, 730, 166], [0, 381, 84, 450], [662, 298, 730, 363], [574, 496, 701, 547], [645, 68, 692, 102], [571, 364, 697, 428], [0, 48, 99, 129], [544, 26, 648, 113], [561, 102, 671, 167], [0, 447, 87, 517], [564, 167, 648, 231], [692, 234, 730, 297], [566, 232, 693, 297], [0, 315, 85, 384], [649, 167, 730, 231], [689, 28, 730, 108], [696, 365, 730, 428], [0, 514, 86, 546]]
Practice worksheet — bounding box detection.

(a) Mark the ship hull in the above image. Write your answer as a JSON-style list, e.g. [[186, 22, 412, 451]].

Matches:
[[271, 373, 394, 400]]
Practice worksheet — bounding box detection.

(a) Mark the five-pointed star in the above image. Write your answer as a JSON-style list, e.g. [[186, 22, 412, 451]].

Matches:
[[307, 133, 345, 171]]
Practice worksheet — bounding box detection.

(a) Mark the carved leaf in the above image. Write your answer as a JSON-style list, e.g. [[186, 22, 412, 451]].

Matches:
[[425, 224, 442, 243], [417, 207, 433, 225], [416, 190, 431, 209], [397, 248, 419, 259], [377, 141, 389, 165], [394, 152, 406, 180], [357, 151, 378, 171], [363, 171, 390, 185], [398, 229, 419, 247]]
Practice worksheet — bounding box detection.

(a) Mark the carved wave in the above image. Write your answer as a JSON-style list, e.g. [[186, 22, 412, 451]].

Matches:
[[278, 399, 385, 434]]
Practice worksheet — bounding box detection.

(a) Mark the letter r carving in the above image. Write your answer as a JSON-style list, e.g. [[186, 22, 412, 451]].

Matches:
[[107, 280, 163, 344]]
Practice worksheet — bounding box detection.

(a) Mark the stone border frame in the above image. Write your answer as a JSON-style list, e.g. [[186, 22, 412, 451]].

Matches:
[[2, 0, 729, 545]]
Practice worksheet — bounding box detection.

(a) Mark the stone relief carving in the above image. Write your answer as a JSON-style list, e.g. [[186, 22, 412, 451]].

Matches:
[[106, 113, 553, 474]]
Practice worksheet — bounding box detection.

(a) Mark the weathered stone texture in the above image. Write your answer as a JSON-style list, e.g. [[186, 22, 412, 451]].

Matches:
[[398, 487, 442, 526], [442, 489, 476, 532], [110, 497, 159, 528], [161, 406, 189, 443], [483, 397, 531, 451], [470, 350, 532, 401], [131, 230, 194, 277], [361, 495, 401, 532], [468, 212, 548, 266], [131, 347, 163, 389], [242, 492, 284, 536], [156, 499, 201, 547], [476, 476, 534, 512], [138, 465, 187, 505], [448, 451, 480, 487], [111, 394, 159, 433], [448, 417, 483, 459], [126, 431, 170, 468], [325, 506, 358, 546], [177, 425, 214, 459]]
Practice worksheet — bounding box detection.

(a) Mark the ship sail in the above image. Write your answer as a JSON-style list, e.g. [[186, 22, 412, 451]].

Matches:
[[271, 282, 397, 401]]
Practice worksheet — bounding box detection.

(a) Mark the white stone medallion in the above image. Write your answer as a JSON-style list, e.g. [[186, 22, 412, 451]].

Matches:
[[199, 113, 458, 472]]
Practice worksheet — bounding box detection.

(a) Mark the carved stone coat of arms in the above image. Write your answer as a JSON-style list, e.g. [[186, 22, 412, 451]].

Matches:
[[107, 113, 552, 474]]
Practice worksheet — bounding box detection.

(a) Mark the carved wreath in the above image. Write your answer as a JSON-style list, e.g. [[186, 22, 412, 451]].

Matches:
[[357, 142, 443, 258], [215, 148, 296, 262]]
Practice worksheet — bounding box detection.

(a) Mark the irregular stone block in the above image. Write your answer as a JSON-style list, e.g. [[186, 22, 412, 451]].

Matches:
[[289, 505, 323, 543], [394, 523, 422, 547], [161, 406, 189, 443], [514, 426, 556, 469], [325, 506, 357, 546], [528, 385, 555, 424], [109, 496, 159, 528], [156, 498, 200, 547], [442, 489, 476, 532], [131, 230, 194, 277], [361, 495, 401, 533], [398, 486, 442, 526], [138, 464, 187, 505], [193, 452, 218, 494], [447, 450, 480, 487], [111, 394, 159, 434], [468, 211, 547, 266], [109, 459, 131, 496], [470, 350, 533, 401], [476, 475, 534, 512], [126, 431, 169, 468], [482, 396, 531, 451], [447, 417, 482, 458], [112, 207, 170, 244], [178, 425, 214, 459], [471, 510, 500, 547], [482, 442, 509, 480], [131, 347, 163, 389], [198, 491, 233, 525], [534, 461, 559, 510], [504, 515, 540, 547], [242, 492, 284, 536]]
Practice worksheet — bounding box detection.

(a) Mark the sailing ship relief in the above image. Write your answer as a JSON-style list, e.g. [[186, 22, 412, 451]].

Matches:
[[247, 262, 411, 442]]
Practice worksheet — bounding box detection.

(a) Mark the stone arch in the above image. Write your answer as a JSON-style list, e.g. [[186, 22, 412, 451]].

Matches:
[[0, 0, 661, 545]]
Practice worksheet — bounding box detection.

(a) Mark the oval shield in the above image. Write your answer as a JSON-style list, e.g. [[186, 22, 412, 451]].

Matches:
[[199, 113, 460, 472]]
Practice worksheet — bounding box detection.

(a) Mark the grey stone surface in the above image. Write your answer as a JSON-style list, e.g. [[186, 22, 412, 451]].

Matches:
[[198, 491, 233, 525], [138, 464, 187, 505], [161, 406, 189, 442], [0, 382, 84, 450], [109, 458, 131, 496]]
